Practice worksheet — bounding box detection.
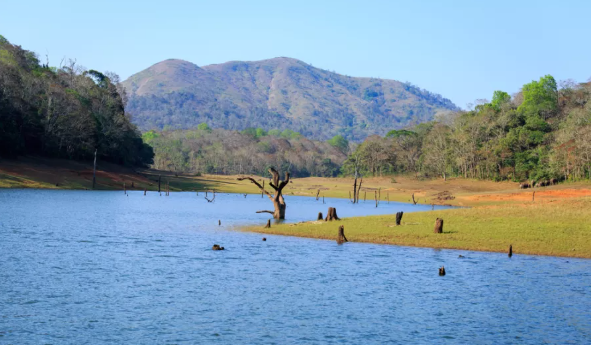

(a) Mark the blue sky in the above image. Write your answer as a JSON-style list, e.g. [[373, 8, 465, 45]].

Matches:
[[1, 0, 589, 108]]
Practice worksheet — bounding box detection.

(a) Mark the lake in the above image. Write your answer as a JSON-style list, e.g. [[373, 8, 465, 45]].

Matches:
[[1, 189, 590, 344]]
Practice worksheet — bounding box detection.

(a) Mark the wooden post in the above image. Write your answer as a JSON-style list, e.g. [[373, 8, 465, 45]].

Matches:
[[317, 212, 323, 220], [434, 218, 444, 234], [144, 189, 147, 196], [316, 189, 320, 201], [158, 175, 161, 193], [375, 191, 378, 208], [396, 212, 403, 225], [124, 182, 126, 194], [337, 225, 348, 244], [508, 245, 513, 257], [264, 219, 271, 228], [92, 149, 97, 189], [218, 220, 221, 226]]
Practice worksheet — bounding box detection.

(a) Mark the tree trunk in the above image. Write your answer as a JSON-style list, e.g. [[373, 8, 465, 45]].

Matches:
[[396, 212, 403, 225], [337, 225, 348, 244], [434, 218, 444, 234], [238, 168, 290, 220], [92, 149, 97, 189], [317, 212, 323, 220], [325, 207, 340, 221]]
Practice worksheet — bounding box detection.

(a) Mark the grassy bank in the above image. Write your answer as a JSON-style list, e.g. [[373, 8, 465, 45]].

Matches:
[[244, 198, 591, 258], [245, 190, 591, 258]]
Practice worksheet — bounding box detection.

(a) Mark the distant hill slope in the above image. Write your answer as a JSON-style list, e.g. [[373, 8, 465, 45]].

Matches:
[[122, 57, 458, 140]]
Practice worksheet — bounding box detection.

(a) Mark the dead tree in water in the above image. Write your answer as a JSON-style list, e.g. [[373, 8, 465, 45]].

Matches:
[[238, 168, 290, 219], [325, 207, 340, 221], [337, 225, 348, 244], [205, 191, 216, 203], [316, 189, 320, 201], [434, 218, 444, 233], [508, 245, 513, 257], [395, 212, 403, 225], [317, 212, 323, 220], [264, 219, 271, 228]]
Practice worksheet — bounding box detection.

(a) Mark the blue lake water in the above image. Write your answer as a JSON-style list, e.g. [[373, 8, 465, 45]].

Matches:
[[0, 189, 590, 344]]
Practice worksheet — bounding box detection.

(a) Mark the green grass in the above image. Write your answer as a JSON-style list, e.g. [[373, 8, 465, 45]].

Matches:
[[243, 199, 591, 258]]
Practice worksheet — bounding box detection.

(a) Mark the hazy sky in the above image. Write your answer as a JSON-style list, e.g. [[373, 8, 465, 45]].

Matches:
[[1, 0, 589, 108]]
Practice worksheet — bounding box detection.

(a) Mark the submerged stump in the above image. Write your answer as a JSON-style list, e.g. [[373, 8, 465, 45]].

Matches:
[[439, 266, 446, 276], [337, 225, 348, 244], [317, 212, 323, 221], [508, 245, 513, 258], [212, 244, 225, 251]]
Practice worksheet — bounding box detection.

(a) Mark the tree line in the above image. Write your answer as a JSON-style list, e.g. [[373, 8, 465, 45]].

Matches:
[[143, 125, 347, 177], [345, 75, 591, 182], [0, 35, 153, 166]]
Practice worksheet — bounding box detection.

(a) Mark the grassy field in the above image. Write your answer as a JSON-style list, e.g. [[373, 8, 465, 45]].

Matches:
[[2, 157, 591, 258], [244, 198, 591, 258]]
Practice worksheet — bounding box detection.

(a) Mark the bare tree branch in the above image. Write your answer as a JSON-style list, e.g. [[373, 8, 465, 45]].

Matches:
[[237, 176, 274, 200], [256, 210, 275, 214]]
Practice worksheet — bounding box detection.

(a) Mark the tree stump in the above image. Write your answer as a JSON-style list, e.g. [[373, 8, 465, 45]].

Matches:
[[434, 218, 444, 234], [325, 207, 340, 221], [337, 225, 348, 244], [262, 237, 266, 241], [212, 244, 225, 251], [317, 212, 323, 220], [508, 245, 513, 258], [395, 212, 404, 225], [439, 266, 446, 276], [264, 219, 271, 228]]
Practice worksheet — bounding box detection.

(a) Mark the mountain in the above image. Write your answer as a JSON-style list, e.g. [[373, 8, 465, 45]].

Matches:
[[122, 57, 458, 140]]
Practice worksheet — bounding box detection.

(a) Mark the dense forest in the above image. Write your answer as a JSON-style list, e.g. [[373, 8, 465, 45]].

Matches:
[[346, 75, 591, 182], [143, 125, 347, 177], [0, 36, 153, 166]]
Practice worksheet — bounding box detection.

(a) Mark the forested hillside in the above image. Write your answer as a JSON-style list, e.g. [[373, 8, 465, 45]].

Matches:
[[0, 35, 153, 166], [144, 125, 347, 177], [147, 74, 591, 183], [122, 58, 458, 141], [345, 76, 591, 182]]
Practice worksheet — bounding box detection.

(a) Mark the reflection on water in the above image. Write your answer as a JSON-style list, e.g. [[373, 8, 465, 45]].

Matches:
[[0, 190, 589, 344]]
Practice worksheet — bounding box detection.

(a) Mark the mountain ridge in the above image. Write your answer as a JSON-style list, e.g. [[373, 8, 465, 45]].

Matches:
[[122, 57, 458, 141]]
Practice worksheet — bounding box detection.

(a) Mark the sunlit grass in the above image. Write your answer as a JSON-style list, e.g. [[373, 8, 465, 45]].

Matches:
[[244, 199, 591, 258]]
